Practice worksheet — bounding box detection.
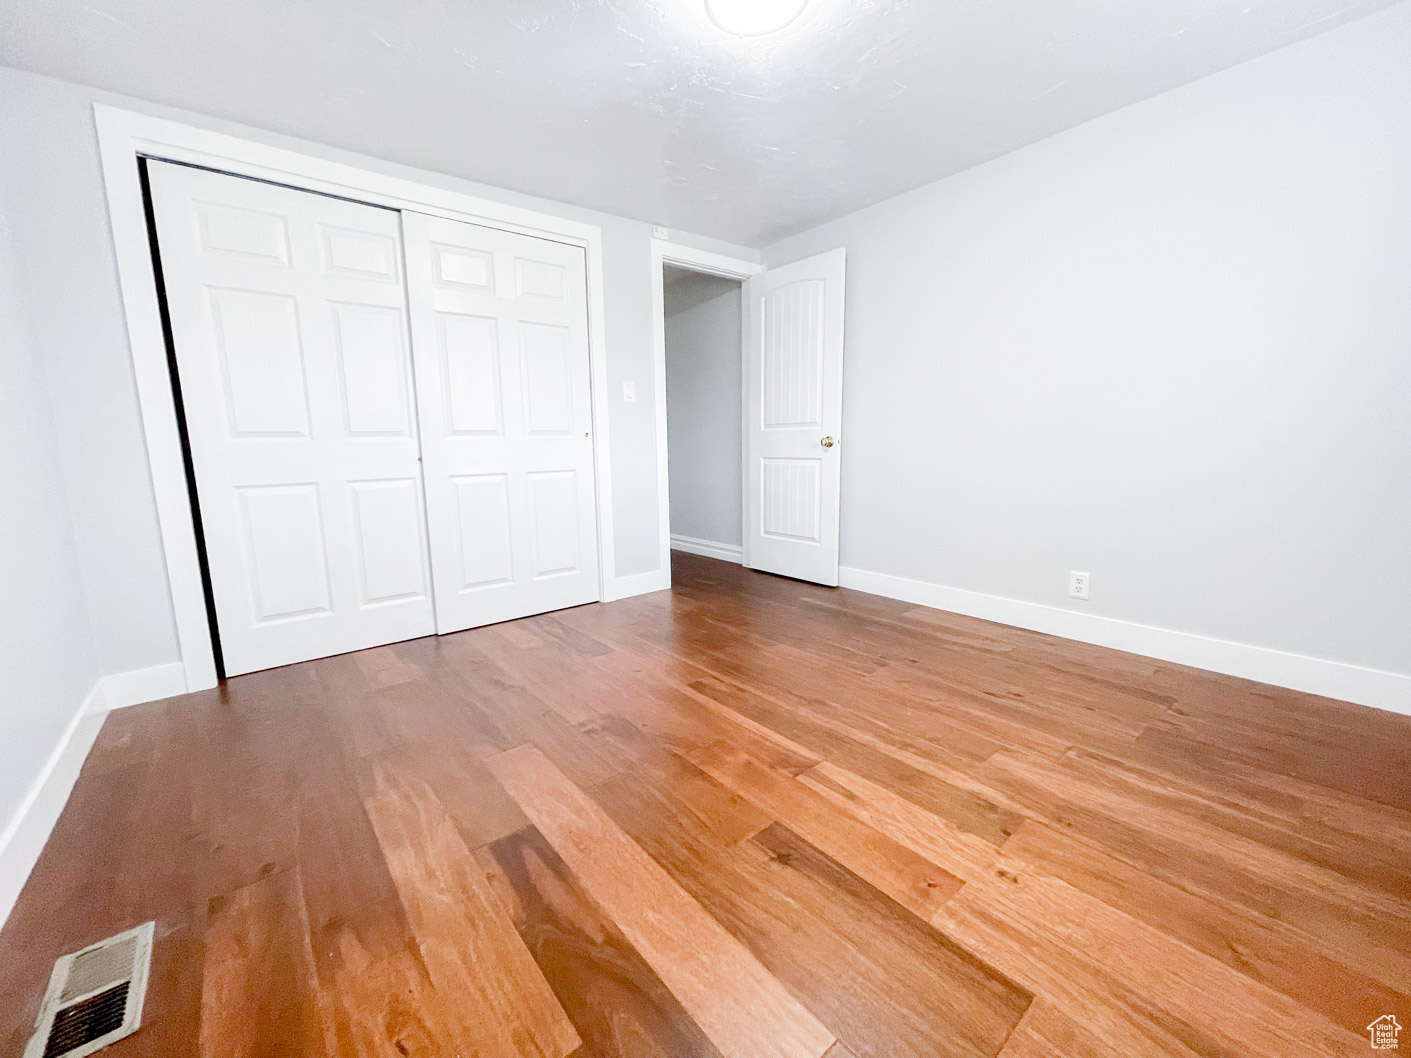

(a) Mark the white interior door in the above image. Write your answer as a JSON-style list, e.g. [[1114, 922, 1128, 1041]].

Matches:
[[403, 212, 600, 632], [744, 248, 846, 586], [148, 162, 435, 676]]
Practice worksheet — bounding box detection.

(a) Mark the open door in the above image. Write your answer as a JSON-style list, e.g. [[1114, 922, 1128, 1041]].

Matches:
[[744, 248, 846, 586]]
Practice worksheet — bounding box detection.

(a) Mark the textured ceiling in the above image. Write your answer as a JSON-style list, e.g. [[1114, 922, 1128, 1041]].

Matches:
[[0, 0, 1396, 244]]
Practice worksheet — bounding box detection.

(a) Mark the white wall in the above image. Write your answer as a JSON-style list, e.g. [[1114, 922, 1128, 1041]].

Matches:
[[665, 273, 744, 548], [3, 3, 1408, 715], [0, 203, 101, 886], [0, 64, 758, 678], [764, 6, 1411, 696]]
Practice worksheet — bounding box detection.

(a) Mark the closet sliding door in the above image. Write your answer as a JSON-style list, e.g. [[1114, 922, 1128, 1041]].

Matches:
[[148, 162, 435, 676], [403, 213, 601, 634], [150, 163, 602, 676]]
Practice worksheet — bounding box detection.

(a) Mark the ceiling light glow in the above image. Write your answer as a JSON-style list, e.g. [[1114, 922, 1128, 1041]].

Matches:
[[705, 0, 809, 37]]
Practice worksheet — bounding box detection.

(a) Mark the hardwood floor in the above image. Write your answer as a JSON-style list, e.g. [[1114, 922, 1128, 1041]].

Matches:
[[3, 551, 1409, 1057]]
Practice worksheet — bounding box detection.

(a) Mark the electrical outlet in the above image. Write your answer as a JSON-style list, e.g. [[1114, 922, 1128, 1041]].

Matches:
[[1069, 570, 1091, 600], [622, 380, 637, 404]]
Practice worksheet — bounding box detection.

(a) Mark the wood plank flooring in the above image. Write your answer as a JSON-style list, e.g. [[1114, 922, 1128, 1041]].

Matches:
[[2, 551, 1409, 1057]]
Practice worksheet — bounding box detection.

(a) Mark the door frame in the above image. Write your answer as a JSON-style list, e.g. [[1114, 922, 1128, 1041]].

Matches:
[[96, 104, 619, 693], [649, 240, 764, 579]]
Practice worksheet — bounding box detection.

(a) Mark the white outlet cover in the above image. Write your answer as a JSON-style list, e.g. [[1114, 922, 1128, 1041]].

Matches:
[[622, 380, 637, 403], [1068, 570, 1091, 600]]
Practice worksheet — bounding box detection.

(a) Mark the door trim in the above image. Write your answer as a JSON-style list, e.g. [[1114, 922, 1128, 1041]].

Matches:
[[95, 105, 619, 692], [649, 240, 763, 581]]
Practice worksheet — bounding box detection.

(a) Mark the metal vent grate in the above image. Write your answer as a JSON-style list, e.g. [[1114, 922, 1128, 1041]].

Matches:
[[42, 984, 130, 1058], [60, 938, 140, 1005], [25, 922, 154, 1058]]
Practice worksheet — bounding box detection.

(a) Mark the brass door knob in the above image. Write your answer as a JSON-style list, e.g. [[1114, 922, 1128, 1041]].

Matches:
[[820, 436, 836, 448]]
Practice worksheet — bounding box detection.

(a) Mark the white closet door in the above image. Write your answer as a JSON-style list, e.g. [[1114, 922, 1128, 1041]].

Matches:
[[744, 248, 847, 586], [148, 162, 434, 676], [403, 212, 600, 632]]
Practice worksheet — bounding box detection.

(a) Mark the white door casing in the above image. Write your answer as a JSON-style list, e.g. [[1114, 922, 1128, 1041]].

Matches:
[[744, 248, 846, 586], [148, 162, 436, 676], [403, 212, 601, 632]]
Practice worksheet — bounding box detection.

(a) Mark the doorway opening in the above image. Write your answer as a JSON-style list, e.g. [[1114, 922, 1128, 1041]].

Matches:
[[662, 264, 747, 571], [98, 106, 620, 693], [651, 241, 846, 588]]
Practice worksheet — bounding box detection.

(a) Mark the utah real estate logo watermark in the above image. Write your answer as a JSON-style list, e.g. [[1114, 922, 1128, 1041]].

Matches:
[[1368, 1015, 1401, 1050]]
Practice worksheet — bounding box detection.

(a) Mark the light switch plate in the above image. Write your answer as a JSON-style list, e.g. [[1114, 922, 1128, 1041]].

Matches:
[[622, 380, 637, 404]]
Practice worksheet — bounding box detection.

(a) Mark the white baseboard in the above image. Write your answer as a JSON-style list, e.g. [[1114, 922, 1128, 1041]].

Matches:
[[608, 567, 673, 602], [0, 681, 108, 932], [670, 534, 744, 564], [0, 660, 191, 931], [99, 661, 187, 710], [839, 566, 1411, 717]]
